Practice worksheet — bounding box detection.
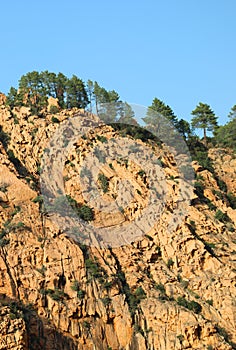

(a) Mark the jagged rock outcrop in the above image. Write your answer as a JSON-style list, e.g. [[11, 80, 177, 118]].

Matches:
[[0, 305, 28, 350], [0, 103, 235, 349]]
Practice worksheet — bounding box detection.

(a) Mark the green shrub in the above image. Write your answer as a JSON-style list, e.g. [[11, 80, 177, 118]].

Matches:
[[36, 265, 47, 276], [54, 195, 94, 221], [0, 238, 10, 247], [134, 286, 146, 300], [227, 224, 235, 232], [83, 321, 90, 330], [96, 135, 107, 143], [187, 137, 214, 172], [177, 334, 184, 343], [212, 189, 224, 200], [41, 288, 68, 302], [98, 173, 109, 193], [71, 280, 80, 292], [154, 283, 165, 294], [194, 181, 205, 199], [77, 290, 86, 299], [177, 296, 202, 314], [0, 184, 9, 193], [12, 113, 19, 125], [51, 116, 60, 123], [207, 200, 217, 211], [103, 281, 113, 291], [227, 192, 236, 209], [138, 169, 146, 178], [32, 196, 43, 203], [205, 242, 216, 249], [78, 205, 94, 221], [216, 325, 230, 342], [216, 178, 227, 193], [101, 296, 111, 306], [167, 258, 174, 268], [10, 206, 21, 217], [70, 280, 85, 299], [215, 209, 231, 223], [0, 127, 10, 149], [85, 258, 104, 279]]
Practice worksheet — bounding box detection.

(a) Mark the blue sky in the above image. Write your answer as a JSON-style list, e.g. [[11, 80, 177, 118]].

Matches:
[[1, 0, 236, 125]]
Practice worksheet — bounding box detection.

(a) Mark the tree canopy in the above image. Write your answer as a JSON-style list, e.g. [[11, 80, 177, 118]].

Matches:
[[228, 104, 236, 120], [6, 71, 88, 114], [175, 119, 191, 139], [191, 102, 218, 146], [4, 70, 236, 154], [143, 98, 178, 128], [214, 118, 236, 151]]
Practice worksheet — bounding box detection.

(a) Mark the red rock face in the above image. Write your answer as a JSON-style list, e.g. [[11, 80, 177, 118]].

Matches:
[[0, 104, 235, 349]]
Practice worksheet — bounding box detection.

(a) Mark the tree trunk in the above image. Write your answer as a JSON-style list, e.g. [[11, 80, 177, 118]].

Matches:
[[203, 128, 207, 146]]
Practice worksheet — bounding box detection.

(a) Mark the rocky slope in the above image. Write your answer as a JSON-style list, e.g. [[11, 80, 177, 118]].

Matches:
[[0, 96, 236, 349]]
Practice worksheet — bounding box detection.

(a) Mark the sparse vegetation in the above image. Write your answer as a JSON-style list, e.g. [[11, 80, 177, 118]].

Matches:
[[51, 116, 60, 123], [83, 321, 91, 330], [177, 334, 184, 343], [134, 286, 146, 300], [138, 169, 146, 178], [101, 296, 111, 306], [0, 183, 9, 193], [177, 296, 202, 314], [167, 258, 174, 268], [226, 192, 236, 209], [78, 204, 94, 221], [98, 173, 109, 193], [40, 288, 68, 302], [154, 283, 165, 294], [96, 135, 108, 143], [70, 280, 86, 299], [36, 265, 47, 276], [85, 258, 107, 282], [215, 209, 231, 223], [1, 70, 236, 349]]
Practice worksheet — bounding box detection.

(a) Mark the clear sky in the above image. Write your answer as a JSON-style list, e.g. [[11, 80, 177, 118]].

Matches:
[[1, 0, 236, 125]]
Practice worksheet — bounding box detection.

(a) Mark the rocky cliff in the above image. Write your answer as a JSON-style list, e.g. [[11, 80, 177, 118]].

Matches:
[[0, 97, 235, 349]]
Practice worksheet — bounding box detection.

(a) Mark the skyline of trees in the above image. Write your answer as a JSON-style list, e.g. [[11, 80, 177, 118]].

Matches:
[[3, 70, 236, 150]]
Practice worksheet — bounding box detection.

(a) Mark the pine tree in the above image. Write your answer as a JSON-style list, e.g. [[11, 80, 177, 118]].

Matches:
[[55, 73, 68, 108], [142, 98, 178, 141], [93, 82, 120, 122], [86, 79, 94, 112], [18, 71, 48, 114], [6, 87, 21, 109], [66, 75, 89, 109], [117, 102, 136, 125], [191, 102, 218, 146], [228, 104, 236, 120], [40, 71, 57, 98], [144, 98, 178, 127], [176, 119, 191, 139]]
